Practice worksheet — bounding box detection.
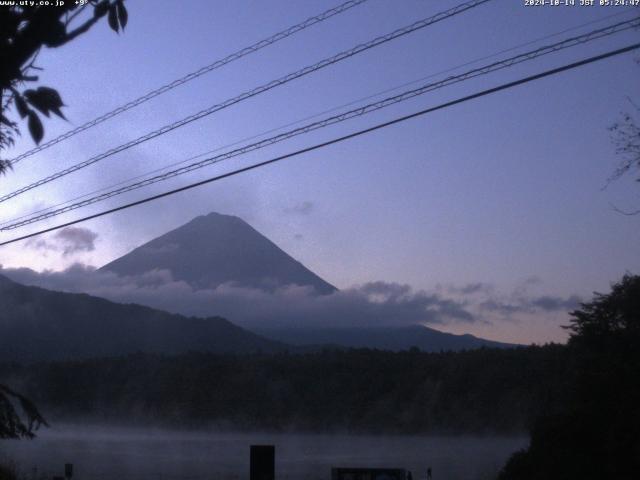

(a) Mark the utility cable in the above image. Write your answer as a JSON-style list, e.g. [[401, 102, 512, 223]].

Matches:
[[2, 7, 634, 228], [0, 0, 493, 204], [6, 0, 371, 165], [2, 17, 637, 231], [1, 41, 638, 247]]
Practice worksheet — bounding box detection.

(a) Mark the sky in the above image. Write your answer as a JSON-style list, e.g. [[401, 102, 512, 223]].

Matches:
[[0, 0, 639, 344]]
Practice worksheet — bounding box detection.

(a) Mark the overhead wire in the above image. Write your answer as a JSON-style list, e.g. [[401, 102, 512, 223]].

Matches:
[[0, 0, 493, 204], [1, 41, 638, 247], [6, 0, 371, 165], [2, 16, 638, 231], [1, 7, 635, 229]]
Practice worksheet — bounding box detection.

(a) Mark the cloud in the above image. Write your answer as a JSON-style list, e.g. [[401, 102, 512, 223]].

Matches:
[[442, 282, 494, 296], [0, 265, 581, 332], [359, 280, 411, 300], [511, 275, 543, 298], [436, 277, 582, 320], [55, 227, 98, 255], [24, 227, 98, 257], [529, 295, 582, 312], [479, 294, 582, 316], [0, 265, 475, 329], [284, 201, 314, 216], [24, 238, 56, 254]]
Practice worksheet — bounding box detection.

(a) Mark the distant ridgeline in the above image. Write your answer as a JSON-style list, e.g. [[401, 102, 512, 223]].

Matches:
[[0, 346, 569, 434], [0, 273, 512, 362], [0, 274, 288, 363]]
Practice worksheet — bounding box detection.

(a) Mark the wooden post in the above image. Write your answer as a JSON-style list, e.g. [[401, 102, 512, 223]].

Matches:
[[250, 445, 275, 480]]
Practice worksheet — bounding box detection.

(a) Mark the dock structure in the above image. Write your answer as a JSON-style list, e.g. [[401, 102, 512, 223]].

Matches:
[[331, 467, 410, 480], [250, 445, 275, 480]]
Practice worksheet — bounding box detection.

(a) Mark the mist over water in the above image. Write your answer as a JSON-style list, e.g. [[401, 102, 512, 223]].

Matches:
[[0, 425, 526, 480]]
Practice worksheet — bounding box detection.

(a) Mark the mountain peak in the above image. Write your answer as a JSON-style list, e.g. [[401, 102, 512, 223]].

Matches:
[[100, 212, 337, 294], [175, 211, 247, 235], [197, 211, 243, 223]]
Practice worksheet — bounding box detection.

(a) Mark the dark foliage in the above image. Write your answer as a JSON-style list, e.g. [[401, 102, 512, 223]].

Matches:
[[0, 383, 47, 439], [0, 0, 128, 173], [0, 462, 17, 480], [565, 273, 640, 346], [499, 275, 640, 480], [0, 345, 568, 434]]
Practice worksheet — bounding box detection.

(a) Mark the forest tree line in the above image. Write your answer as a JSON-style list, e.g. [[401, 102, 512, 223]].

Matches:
[[0, 345, 568, 434]]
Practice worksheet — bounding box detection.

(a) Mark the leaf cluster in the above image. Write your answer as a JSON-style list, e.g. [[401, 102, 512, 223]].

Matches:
[[0, 383, 48, 439], [0, 0, 128, 173], [565, 273, 640, 347]]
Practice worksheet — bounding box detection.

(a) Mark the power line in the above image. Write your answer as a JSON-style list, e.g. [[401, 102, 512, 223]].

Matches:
[[3, 16, 637, 231], [0, 0, 493, 205], [2, 8, 634, 229], [2, 41, 638, 248], [6, 0, 371, 165]]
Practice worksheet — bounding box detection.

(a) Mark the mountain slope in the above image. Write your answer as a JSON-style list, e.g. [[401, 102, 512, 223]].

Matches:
[[257, 325, 516, 352], [0, 275, 288, 363], [100, 212, 336, 294]]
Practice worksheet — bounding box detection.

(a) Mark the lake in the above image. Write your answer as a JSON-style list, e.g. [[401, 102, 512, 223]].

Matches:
[[0, 425, 526, 480]]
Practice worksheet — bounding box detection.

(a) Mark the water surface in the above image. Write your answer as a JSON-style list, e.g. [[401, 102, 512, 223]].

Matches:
[[0, 425, 526, 480]]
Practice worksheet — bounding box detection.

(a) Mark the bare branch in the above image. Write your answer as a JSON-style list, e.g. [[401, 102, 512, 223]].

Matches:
[[0, 384, 48, 439], [65, 4, 88, 27], [61, 14, 102, 45], [609, 202, 640, 216]]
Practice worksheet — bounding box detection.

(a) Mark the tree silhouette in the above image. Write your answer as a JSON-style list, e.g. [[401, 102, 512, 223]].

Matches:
[[499, 274, 640, 480], [609, 100, 640, 215], [0, 0, 129, 440], [0, 384, 47, 439], [565, 273, 640, 345], [0, 0, 128, 175], [607, 55, 640, 215]]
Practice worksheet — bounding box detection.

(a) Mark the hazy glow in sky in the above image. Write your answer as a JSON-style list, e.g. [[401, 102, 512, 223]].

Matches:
[[0, 0, 638, 344]]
